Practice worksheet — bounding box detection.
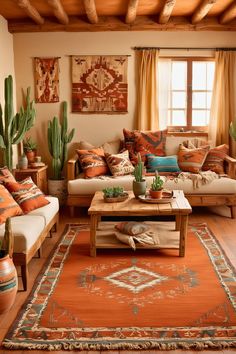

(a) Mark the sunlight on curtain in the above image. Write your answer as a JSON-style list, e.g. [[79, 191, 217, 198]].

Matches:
[[137, 49, 159, 130], [158, 59, 171, 130], [209, 51, 236, 156]]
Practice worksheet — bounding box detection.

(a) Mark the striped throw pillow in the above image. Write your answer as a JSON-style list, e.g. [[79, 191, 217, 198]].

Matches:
[[0, 185, 23, 224], [202, 144, 229, 174], [178, 144, 210, 173], [5, 177, 49, 214]]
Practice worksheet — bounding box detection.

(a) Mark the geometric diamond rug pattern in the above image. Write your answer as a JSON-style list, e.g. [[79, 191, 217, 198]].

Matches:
[[2, 223, 236, 351]]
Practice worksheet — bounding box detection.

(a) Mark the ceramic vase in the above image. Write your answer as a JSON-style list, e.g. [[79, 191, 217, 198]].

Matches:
[[0, 254, 18, 314], [18, 154, 28, 169], [133, 179, 147, 198]]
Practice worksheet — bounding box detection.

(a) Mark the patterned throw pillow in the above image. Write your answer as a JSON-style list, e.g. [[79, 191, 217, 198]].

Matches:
[[178, 144, 210, 173], [0, 184, 23, 224], [0, 166, 16, 184], [134, 129, 167, 163], [122, 128, 138, 165], [146, 154, 181, 173], [115, 222, 150, 235], [76, 148, 109, 178], [105, 150, 134, 176], [202, 144, 229, 174], [5, 177, 49, 214]]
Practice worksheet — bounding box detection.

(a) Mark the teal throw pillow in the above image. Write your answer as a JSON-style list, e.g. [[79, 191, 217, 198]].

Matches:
[[146, 154, 181, 172]]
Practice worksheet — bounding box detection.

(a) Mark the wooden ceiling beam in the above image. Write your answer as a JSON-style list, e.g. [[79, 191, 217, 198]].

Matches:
[[14, 0, 44, 25], [83, 0, 98, 24], [158, 0, 176, 24], [7, 16, 236, 33], [220, 1, 236, 24], [126, 0, 139, 24], [47, 0, 69, 25], [192, 0, 217, 24]]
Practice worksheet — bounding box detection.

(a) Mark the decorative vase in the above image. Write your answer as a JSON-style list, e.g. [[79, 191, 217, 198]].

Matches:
[[133, 179, 147, 198], [48, 179, 67, 206], [0, 254, 18, 314], [18, 154, 28, 170], [149, 189, 163, 199]]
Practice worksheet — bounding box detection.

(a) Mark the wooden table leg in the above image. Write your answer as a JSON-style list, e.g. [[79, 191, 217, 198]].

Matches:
[[175, 215, 181, 231], [90, 214, 97, 257], [179, 214, 188, 257]]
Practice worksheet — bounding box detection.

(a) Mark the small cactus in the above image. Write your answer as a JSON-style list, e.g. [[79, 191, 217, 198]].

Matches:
[[151, 171, 164, 191], [133, 153, 145, 182]]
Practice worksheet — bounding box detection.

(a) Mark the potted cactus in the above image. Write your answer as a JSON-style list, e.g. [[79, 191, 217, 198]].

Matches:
[[0, 75, 36, 170], [133, 152, 146, 198], [23, 136, 38, 163], [47, 101, 75, 205], [149, 171, 164, 199]]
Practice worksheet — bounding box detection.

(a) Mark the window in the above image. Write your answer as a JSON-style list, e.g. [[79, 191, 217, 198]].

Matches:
[[166, 58, 215, 131]]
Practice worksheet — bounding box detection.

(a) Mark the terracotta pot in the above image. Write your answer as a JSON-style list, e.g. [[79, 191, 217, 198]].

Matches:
[[25, 150, 37, 163], [149, 189, 163, 199], [0, 254, 18, 314]]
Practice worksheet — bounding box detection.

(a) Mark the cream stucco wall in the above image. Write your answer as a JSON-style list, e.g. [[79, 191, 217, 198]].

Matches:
[[13, 31, 236, 165]]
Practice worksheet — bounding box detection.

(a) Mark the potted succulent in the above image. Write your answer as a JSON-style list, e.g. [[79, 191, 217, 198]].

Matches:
[[149, 171, 164, 199], [47, 101, 75, 205], [133, 152, 146, 198], [23, 136, 37, 163], [103, 186, 128, 203], [0, 218, 18, 314]]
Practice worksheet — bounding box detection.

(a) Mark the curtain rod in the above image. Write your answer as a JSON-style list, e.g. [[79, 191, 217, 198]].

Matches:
[[133, 47, 236, 51]]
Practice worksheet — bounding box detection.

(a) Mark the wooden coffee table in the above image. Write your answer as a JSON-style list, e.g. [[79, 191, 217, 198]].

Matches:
[[88, 190, 192, 257]]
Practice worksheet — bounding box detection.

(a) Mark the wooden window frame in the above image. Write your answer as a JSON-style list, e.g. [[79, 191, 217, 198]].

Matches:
[[165, 57, 215, 133]]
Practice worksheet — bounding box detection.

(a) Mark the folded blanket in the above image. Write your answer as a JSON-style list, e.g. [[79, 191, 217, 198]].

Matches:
[[175, 170, 220, 189]]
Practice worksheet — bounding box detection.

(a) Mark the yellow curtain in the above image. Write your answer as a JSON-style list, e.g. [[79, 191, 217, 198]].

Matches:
[[136, 49, 159, 131], [209, 51, 236, 156]]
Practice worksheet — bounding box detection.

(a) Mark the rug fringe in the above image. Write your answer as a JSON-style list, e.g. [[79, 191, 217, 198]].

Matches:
[[3, 339, 236, 351]]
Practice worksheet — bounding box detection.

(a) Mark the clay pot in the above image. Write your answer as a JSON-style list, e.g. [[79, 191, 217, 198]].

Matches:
[[25, 149, 37, 163], [149, 189, 163, 199], [133, 179, 147, 199], [0, 253, 18, 314]]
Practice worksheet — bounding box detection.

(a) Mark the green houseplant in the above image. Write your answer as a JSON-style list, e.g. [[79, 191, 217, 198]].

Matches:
[[47, 101, 75, 205], [149, 171, 164, 199], [133, 152, 146, 198], [0, 218, 18, 314], [0, 75, 36, 170], [23, 136, 37, 163], [103, 186, 128, 202]]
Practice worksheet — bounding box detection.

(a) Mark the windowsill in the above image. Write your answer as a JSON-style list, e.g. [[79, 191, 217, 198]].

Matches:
[[167, 130, 208, 137]]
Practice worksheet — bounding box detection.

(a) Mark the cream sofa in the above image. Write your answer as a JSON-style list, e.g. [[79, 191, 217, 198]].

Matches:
[[67, 135, 236, 218], [0, 196, 59, 291]]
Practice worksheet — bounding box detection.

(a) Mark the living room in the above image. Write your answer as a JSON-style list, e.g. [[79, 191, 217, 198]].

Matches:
[[1, 0, 236, 352]]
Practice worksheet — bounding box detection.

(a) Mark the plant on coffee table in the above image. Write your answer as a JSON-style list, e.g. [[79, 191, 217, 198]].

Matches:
[[133, 152, 146, 198], [149, 171, 164, 199], [103, 186, 128, 202]]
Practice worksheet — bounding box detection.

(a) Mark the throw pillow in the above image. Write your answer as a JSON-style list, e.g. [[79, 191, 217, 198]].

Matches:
[[178, 144, 210, 173], [115, 221, 150, 235], [105, 150, 134, 176], [134, 129, 167, 163], [0, 184, 23, 224], [146, 154, 181, 173], [202, 144, 229, 174], [5, 177, 50, 214], [76, 148, 109, 178], [0, 166, 16, 184], [122, 128, 138, 165]]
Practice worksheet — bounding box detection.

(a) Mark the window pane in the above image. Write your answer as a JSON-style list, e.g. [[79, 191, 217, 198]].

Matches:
[[172, 110, 186, 126], [192, 92, 206, 109], [192, 62, 206, 90], [192, 110, 208, 126], [207, 62, 215, 90], [172, 92, 186, 108], [171, 62, 187, 90]]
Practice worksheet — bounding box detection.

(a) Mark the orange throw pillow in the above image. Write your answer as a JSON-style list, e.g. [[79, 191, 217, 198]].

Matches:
[[0, 184, 23, 224], [5, 177, 49, 214], [76, 148, 109, 178], [0, 166, 16, 184], [178, 144, 210, 173], [202, 144, 229, 174], [134, 129, 167, 163]]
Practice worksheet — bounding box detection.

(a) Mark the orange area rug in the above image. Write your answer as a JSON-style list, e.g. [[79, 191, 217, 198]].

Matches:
[[3, 223, 236, 351]]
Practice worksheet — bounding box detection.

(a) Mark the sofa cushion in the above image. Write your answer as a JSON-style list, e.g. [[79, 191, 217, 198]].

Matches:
[[0, 166, 16, 183], [76, 148, 109, 178], [78, 139, 121, 155], [202, 144, 229, 174], [5, 177, 49, 214], [178, 144, 210, 173], [105, 150, 134, 176], [134, 129, 167, 162], [123, 128, 138, 164], [29, 196, 59, 225], [146, 154, 181, 173], [0, 184, 23, 224], [115, 221, 150, 235]]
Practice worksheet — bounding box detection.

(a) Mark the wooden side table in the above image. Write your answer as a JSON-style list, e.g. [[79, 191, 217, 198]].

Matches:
[[14, 165, 48, 194]]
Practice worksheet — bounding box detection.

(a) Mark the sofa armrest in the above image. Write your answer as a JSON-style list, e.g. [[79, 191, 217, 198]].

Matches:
[[224, 155, 236, 179], [67, 154, 79, 180]]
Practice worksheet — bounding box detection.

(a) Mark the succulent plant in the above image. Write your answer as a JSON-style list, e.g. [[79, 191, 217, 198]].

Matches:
[[103, 186, 124, 198], [151, 171, 164, 191], [23, 137, 37, 151]]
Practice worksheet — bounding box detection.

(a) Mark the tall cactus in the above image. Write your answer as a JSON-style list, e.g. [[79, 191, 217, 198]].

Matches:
[[0, 75, 36, 170], [229, 120, 236, 141], [48, 101, 75, 180]]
